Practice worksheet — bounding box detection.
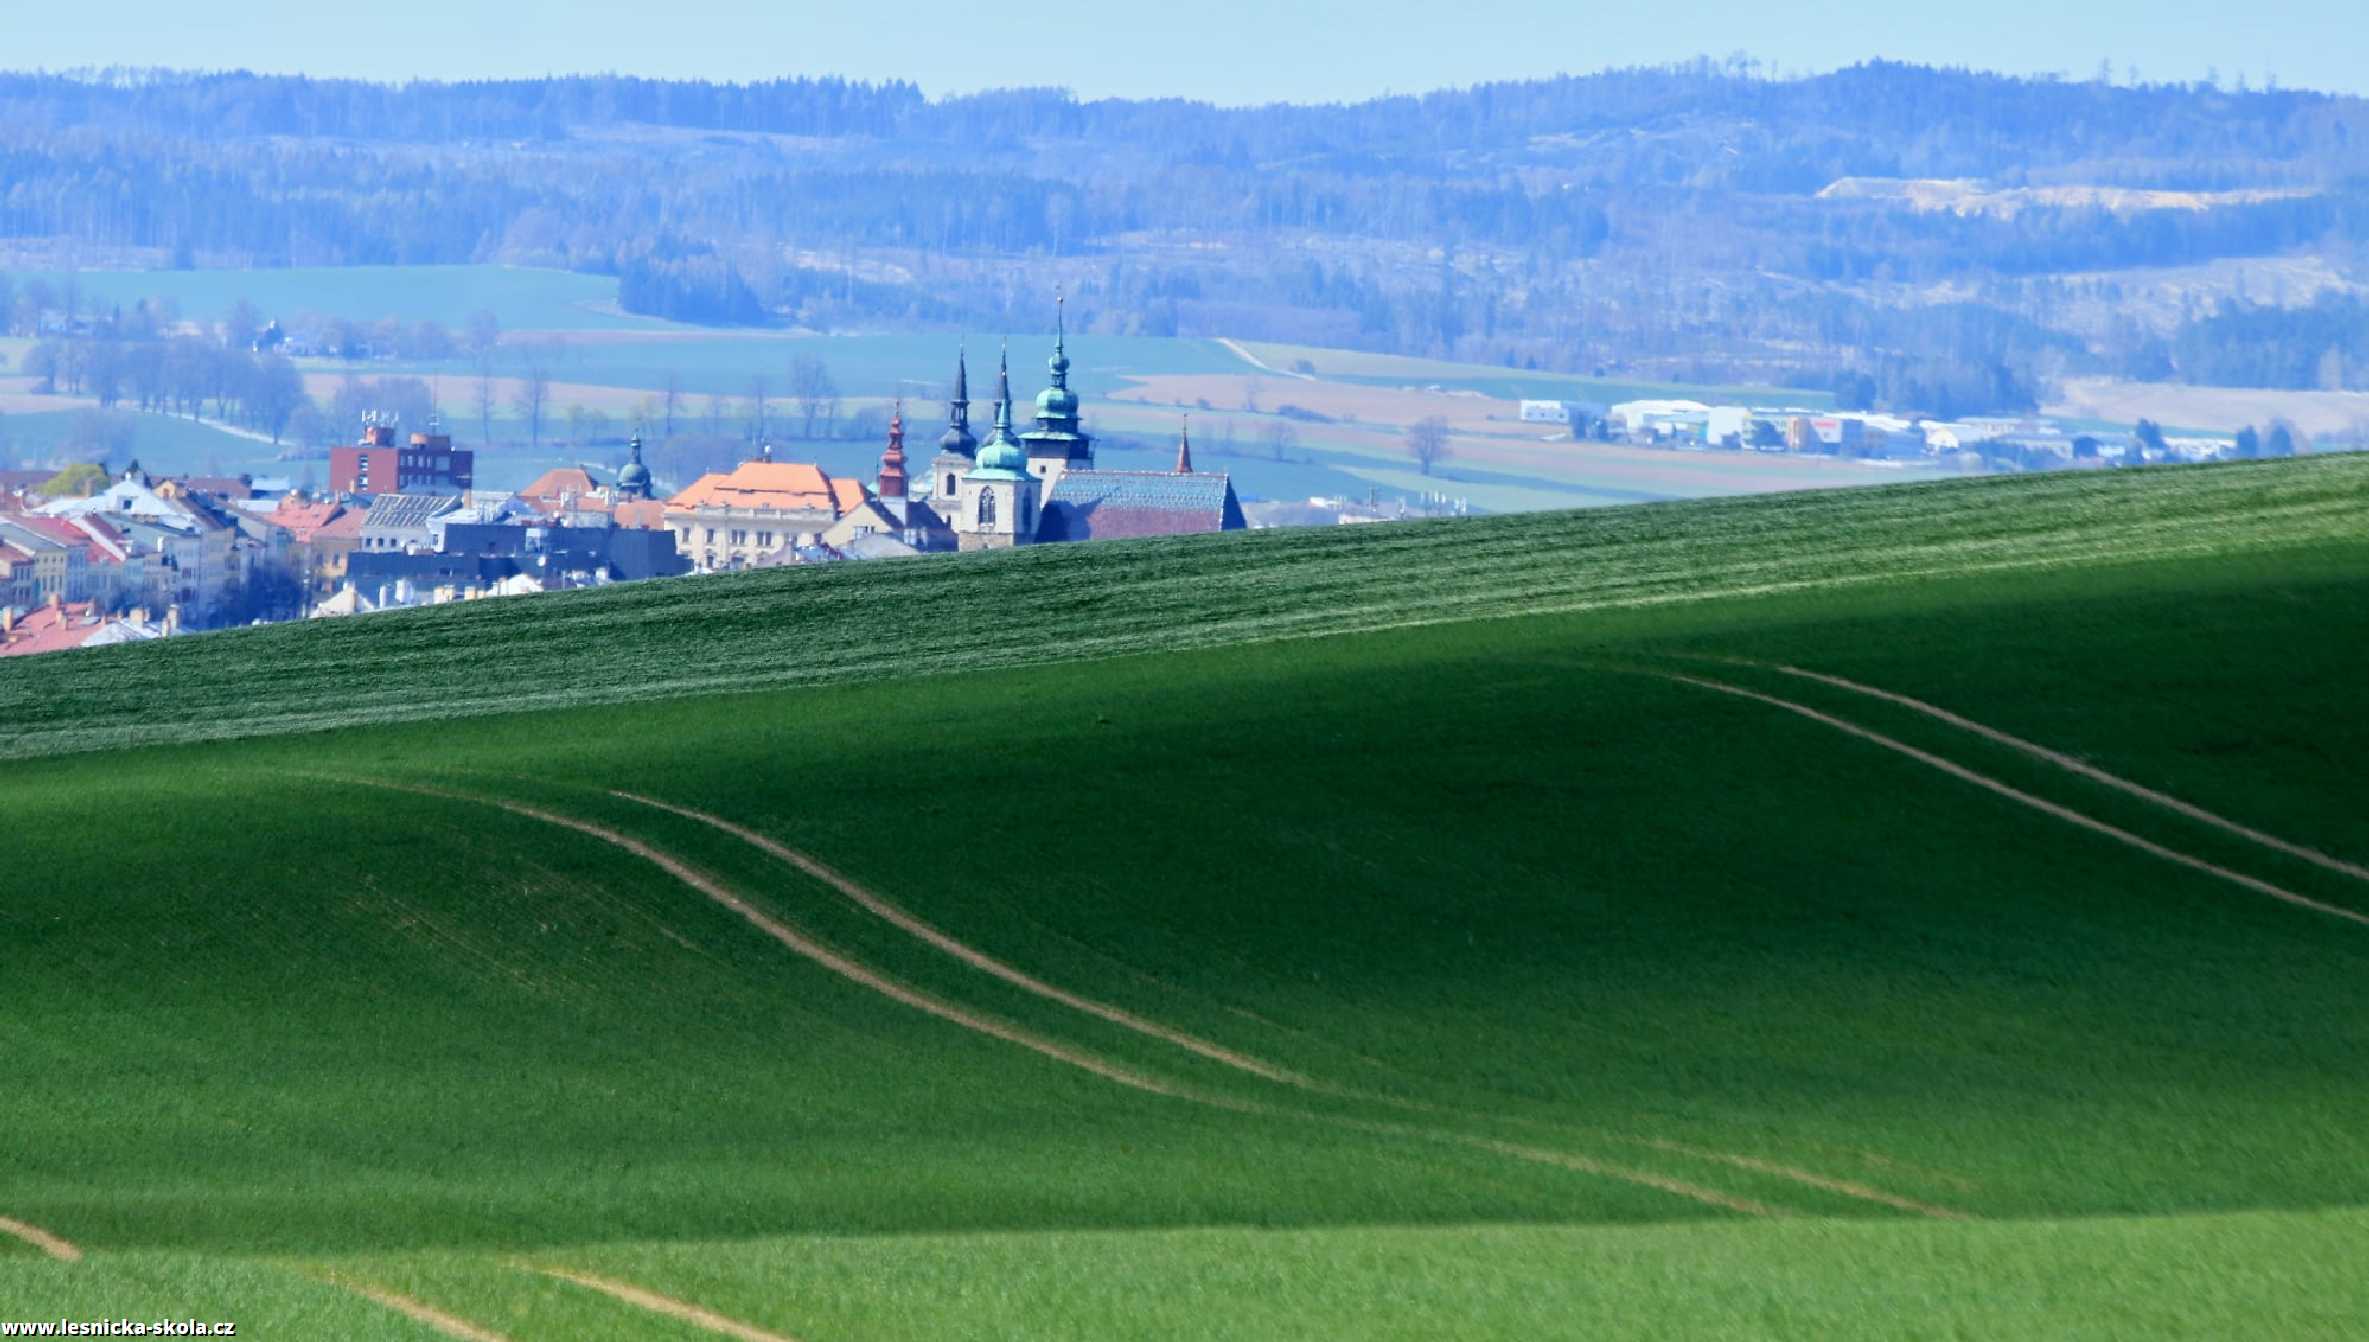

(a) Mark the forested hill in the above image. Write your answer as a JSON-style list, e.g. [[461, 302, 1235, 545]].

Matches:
[[5, 61, 2367, 405], [8, 63, 2365, 182]]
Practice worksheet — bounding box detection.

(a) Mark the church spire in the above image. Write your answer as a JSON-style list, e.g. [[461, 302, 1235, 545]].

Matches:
[[1175, 416, 1193, 474], [1049, 289, 1070, 388], [878, 400, 909, 500], [992, 341, 1015, 438], [939, 345, 976, 457]]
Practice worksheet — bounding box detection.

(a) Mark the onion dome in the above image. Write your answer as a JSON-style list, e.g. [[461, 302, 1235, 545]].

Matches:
[[614, 435, 652, 498]]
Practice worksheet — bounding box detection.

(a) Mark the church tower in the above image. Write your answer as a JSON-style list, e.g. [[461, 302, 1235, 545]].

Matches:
[[877, 403, 910, 524], [952, 345, 1037, 551], [1021, 294, 1093, 491], [614, 434, 653, 500], [928, 347, 978, 504]]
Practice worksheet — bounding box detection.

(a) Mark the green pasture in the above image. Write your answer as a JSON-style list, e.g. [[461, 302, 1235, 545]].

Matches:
[[1, 456, 2365, 1336]]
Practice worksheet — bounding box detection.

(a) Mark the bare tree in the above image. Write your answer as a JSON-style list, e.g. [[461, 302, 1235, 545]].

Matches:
[[703, 393, 727, 440], [473, 354, 498, 446], [512, 361, 552, 449], [464, 309, 502, 359], [789, 354, 837, 438], [1262, 420, 1299, 461], [661, 370, 682, 437], [746, 374, 771, 443], [1407, 415, 1452, 476]]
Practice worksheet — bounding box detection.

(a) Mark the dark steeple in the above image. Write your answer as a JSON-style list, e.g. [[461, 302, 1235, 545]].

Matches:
[[1174, 416, 1193, 474], [615, 433, 653, 499], [939, 346, 976, 458]]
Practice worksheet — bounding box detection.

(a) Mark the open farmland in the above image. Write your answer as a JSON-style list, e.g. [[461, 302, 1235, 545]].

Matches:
[[1, 456, 2366, 1336]]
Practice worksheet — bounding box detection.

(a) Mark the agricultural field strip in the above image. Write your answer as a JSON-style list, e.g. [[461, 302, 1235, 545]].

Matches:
[[311, 1272, 512, 1342], [334, 777, 1781, 1218], [8, 488, 2354, 765], [526, 1266, 800, 1342], [8, 459, 2360, 746], [1648, 672, 2369, 930], [616, 791, 1965, 1222], [0, 1216, 82, 1263], [1748, 662, 2369, 886]]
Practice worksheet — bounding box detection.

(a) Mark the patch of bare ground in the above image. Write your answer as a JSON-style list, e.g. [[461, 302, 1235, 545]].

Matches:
[[0, 1215, 80, 1263], [314, 1275, 509, 1342], [528, 1266, 800, 1341], [2049, 376, 2369, 438]]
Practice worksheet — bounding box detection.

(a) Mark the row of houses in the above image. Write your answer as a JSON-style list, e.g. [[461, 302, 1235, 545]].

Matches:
[[1521, 397, 2235, 468]]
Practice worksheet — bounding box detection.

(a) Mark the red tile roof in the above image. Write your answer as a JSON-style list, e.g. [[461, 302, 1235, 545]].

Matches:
[[0, 601, 105, 657], [267, 498, 347, 543]]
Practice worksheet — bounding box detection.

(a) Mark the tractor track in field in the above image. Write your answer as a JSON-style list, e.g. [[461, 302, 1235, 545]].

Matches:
[[613, 791, 1314, 1087], [1655, 673, 2369, 930], [1741, 661, 2369, 887], [0, 1215, 79, 1263], [528, 1266, 801, 1341], [315, 1274, 510, 1342], [340, 780, 1184, 1097], [344, 778, 1782, 1218], [610, 792, 1963, 1221]]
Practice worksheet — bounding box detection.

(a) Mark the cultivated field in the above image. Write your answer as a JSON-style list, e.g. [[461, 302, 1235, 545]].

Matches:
[[2, 457, 2366, 1336]]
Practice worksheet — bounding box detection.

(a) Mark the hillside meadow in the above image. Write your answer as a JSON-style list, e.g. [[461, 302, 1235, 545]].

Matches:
[[1, 456, 2365, 1336]]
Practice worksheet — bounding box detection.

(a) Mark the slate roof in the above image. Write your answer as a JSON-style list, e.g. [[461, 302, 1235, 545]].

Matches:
[[1036, 470, 1247, 543], [362, 492, 461, 532]]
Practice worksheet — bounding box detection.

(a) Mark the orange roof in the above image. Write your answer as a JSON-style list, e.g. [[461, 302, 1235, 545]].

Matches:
[[520, 467, 601, 501], [268, 499, 347, 543], [829, 476, 866, 514], [312, 509, 368, 541], [666, 460, 850, 515], [613, 500, 669, 530], [1, 601, 104, 657]]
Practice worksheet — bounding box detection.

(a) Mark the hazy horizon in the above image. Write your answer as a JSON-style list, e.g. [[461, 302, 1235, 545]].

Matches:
[[10, 0, 2366, 104]]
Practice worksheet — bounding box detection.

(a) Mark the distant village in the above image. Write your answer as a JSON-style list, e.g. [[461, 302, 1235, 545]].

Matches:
[[1528, 398, 2248, 469], [0, 322, 1247, 657]]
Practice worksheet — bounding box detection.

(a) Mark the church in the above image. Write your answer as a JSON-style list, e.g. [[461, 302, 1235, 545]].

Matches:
[[886, 302, 1248, 552]]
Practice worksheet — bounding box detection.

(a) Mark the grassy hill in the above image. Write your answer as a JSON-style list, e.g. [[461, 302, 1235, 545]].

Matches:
[[2, 456, 2366, 1337]]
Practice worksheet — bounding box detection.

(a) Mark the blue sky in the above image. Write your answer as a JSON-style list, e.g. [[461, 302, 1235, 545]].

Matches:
[[13, 0, 2365, 101]]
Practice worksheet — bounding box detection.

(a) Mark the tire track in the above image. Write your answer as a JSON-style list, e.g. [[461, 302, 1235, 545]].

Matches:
[[313, 1274, 510, 1342], [343, 780, 1182, 1097], [1655, 672, 2369, 930], [1751, 661, 2369, 886], [613, 791, 1312, 1086], [0, 1215, 80, 1263], [613, 792, 1960, 1220], [528, 1266, 800, 1342], [341, 779, 1776, 1218]]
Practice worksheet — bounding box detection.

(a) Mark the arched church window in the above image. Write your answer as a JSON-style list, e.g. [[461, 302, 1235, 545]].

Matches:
[[944, 473, 956, 496], [978, 488, 997, 528]]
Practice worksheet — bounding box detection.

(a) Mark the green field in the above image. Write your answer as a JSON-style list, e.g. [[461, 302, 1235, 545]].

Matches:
[[2, 456, 2366, 1337], [0, 410, 281, 480]]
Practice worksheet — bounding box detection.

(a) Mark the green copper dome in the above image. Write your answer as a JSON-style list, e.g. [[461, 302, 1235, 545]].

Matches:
[[1034, 383, 1078, 417], [968, 344, 1032, 480], [974, 436, 1027, 476]]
